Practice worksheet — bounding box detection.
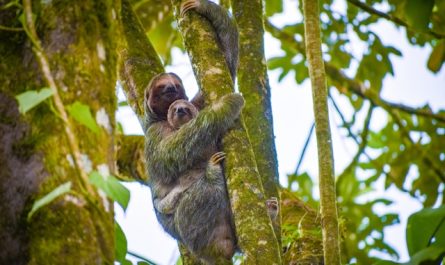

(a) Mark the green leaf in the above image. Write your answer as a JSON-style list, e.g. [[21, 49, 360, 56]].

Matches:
[[27, 182, 72, 220], [15, 88, 53, 114], [67, 101, 100, 133], [121, 261, 132, 265], [89, 171, 130, 210], [427, 40, 445, 73], [265, 0, 283, 17], [115, 222, 127, 262], [408, 245, 445, 265], [406, 205, 445, 256], [404, 0, 434, 31]]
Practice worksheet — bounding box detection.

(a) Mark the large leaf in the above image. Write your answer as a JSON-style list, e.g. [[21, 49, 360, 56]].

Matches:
[[15, 88, 53, 114], [27, 182, 72, 220], [406, 205, 445, 256], [404, 0, 435, 31], [265, 0, 283, 17], [67, 101, 100, 133], [427, 40, 445, 73], [89, 171, 130, 210]]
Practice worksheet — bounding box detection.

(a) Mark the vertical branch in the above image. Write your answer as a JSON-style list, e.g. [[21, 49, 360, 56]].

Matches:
[[302, 1, 341, 264], [171, 0, 282, 263], [23, 0, 93, 195], [119, 0, 164, 128], [232, 0, 281, 243]]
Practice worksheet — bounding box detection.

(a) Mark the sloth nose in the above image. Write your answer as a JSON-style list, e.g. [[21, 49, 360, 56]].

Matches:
[[176, 107, 187, 116], [164, 85, 177, 94]]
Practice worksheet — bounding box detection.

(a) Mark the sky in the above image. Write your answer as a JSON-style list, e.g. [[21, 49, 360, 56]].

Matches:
[[115, 1, 445, 264]]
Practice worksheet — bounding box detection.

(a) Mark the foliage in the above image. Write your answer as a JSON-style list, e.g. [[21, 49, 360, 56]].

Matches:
[[15, 88, 53, 114], [67, 101, 101, 134], [373, 205, 445, 265], [27, 182, 72, 220], [123, 0, 445, 263]]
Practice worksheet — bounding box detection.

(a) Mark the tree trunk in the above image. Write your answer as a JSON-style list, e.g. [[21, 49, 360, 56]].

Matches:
[[0, 0, 120, 263], [170, 0, 282, 263], [232, 0, 281, 245], [302, 0, 341, 264]]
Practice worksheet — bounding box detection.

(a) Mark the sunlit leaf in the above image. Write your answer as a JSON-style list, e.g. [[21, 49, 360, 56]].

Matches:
[[406, 205, 445, 256], [67, 101, 100, 133], [427, 40, 445, 73], [89, 171, 130, 210], [265, 0, 283, 17], [27, 182, 71, 220], [15, 88, 53, 114]]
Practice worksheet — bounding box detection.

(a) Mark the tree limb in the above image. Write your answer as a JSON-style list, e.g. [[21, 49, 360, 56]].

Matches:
[[232, 0, 281, 246], [347, 0, 445, 39], [116, 135, 148, 182], [303, 0, 341, 264], [119, 0, 164, 128], [171, 0, 282, 263]]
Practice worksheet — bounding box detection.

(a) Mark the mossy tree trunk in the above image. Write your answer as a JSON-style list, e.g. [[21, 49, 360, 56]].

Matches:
[[0, 0, 119, 264], [232, 0, 281, 245], [170, 0, 282, 264], [302, 0, 341, 264]]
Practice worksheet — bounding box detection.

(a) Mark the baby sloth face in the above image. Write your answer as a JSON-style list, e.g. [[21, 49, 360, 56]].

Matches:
[[167, 99, 199, 129]]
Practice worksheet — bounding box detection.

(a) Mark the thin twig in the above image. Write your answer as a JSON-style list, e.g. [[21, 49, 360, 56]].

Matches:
[[0, 24, 23, 31], [23, 0, 94, 195], [127, 251, 156, 265], [294, 122, 315, 175], [347, 0, 444, 39]]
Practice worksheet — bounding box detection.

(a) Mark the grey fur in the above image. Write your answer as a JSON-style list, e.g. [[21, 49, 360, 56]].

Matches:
[[145, 93, 244, 263]]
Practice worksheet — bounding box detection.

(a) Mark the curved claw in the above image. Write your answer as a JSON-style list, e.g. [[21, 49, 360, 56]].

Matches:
[[180, 0, 200, 17], [210, 151, 226, 165]]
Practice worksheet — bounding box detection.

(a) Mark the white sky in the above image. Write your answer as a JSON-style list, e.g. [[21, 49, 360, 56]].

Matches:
[[115, 1, 445, 264]]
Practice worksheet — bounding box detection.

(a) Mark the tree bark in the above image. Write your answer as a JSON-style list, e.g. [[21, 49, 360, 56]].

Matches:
[[232, 0, 281, 245], [0, 0, 120, 263], [119, 0, 164, 128], [302, 0, 341, 264], [171, 0, 282, 263]]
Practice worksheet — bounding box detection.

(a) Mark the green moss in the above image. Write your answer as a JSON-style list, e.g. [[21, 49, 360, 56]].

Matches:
[[29, 197, 113, 265]]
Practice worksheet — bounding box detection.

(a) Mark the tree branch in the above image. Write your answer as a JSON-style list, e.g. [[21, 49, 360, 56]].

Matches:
[[303, 0, 341, 264], [347, 0, 445, 39], [171, 0, 282, 263], [116, 135, 148, 182], [294, 122, 315, 176], [23, 0, 94, 195], [119, 0, 164, 128], [232, 0, 281, 245]]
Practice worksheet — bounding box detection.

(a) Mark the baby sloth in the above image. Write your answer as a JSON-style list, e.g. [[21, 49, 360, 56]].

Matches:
[[154, 99, 237, 264], [154, 100, 226, 215]]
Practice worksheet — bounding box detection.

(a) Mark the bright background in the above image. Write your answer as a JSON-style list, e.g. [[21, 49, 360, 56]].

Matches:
[[115, 1, 445, 264]]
